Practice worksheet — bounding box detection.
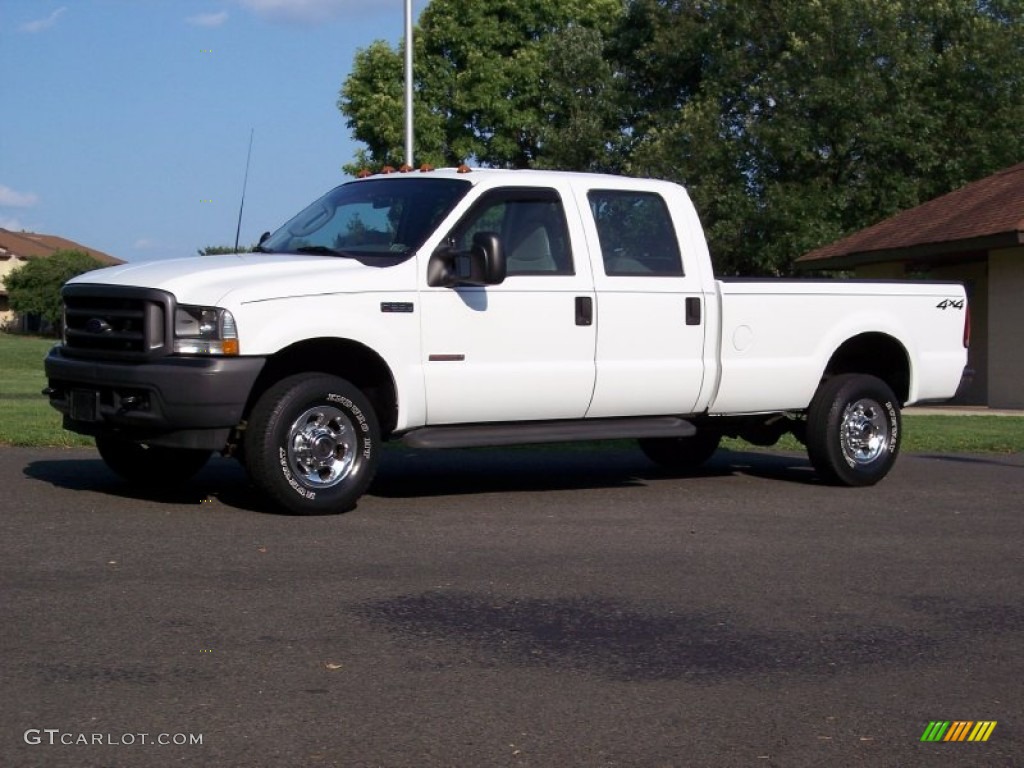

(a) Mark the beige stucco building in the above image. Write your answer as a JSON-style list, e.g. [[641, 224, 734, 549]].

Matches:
[[797, 162, 1024, 409]]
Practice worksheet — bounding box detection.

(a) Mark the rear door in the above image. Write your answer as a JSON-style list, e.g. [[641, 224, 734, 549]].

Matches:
[[578, 187, 707, 418]]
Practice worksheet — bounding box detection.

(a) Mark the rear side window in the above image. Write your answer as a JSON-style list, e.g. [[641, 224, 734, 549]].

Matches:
[[588, 190, 683, 276]]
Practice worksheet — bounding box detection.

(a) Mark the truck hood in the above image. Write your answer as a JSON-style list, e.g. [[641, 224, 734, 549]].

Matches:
[[68, 253, 410, 307]]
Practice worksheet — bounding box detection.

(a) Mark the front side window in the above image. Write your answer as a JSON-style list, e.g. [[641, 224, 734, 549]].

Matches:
[[588, 190, 684, 276], [261, 177, 471, 260], [447, 188, 574, 276]]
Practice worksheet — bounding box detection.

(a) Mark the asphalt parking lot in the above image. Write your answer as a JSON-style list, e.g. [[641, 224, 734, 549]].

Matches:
[[2, 444, 1021, 767]]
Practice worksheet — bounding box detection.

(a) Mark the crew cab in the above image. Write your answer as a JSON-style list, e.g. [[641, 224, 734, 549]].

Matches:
[[44, 168, 969, 514]]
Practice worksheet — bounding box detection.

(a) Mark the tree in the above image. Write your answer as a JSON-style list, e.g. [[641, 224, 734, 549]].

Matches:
[[340, 0, 1024, 275], [616, 0, 1024, 275], [338, 0, 624, 173], [5, 250, 107, 334]]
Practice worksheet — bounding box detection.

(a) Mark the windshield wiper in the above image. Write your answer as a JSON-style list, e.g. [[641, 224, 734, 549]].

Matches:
[[294, 245, 348, 256]]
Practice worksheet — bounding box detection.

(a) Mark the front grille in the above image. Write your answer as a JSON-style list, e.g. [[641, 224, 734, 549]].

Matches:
[[62, 285, 174, 360]]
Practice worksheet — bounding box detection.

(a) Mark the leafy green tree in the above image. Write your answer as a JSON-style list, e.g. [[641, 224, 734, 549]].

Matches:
[[617, 0, 1024, 275], [341, 0, 1024, 276], [534, 24, 625, 172], [338, 0, 624, 172], [5, 250, 106, 334]]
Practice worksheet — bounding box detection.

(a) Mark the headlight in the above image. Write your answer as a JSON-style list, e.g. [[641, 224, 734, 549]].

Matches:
[[173, 305, 239, 356]]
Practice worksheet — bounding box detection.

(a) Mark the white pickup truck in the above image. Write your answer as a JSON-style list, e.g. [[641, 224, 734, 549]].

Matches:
[[44, 168, 969, 514]]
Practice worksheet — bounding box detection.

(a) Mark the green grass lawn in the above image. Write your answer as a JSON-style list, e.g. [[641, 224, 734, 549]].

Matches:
[[1, 332, 1021, 451], [0, 333, 93, 447]]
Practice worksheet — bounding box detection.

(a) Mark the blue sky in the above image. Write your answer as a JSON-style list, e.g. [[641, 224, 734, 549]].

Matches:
[[0, 0, 429, 261]]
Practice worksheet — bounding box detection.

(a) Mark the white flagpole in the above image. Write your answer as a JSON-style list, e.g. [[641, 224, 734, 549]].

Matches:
[[404, 0, 414, 167]]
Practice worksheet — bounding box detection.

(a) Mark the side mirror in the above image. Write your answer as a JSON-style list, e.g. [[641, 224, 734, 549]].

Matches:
[[258, 231, 271, 245], [427, 231, 506, 287]]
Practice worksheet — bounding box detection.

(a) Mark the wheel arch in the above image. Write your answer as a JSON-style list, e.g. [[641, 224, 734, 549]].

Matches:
[[821, 332, 911, 404], [245, 338, 399, 437]]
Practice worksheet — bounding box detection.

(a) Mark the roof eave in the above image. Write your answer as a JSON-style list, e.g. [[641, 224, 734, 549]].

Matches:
[[795, 231, 1024, 271]]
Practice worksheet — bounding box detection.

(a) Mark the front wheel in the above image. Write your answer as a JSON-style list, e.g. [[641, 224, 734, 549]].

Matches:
[[244, 374, 380, 515], [95, 436, 211, 486], [806, 374, 901, 486]]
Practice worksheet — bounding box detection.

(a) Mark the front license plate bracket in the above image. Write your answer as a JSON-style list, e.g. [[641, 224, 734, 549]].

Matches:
[[70, 390, 101, 422]]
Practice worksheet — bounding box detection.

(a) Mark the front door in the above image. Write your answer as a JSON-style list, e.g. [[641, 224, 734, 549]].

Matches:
[[419, 185, 597, 425]]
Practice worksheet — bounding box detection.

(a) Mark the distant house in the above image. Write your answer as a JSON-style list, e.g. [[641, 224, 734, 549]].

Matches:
[[0, 229, 123, 332], [796, 162, 1024, 409]]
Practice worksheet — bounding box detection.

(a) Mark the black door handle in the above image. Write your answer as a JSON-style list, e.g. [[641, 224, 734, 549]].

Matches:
[[575, 296, 593, 326], [686, 296, 702, 325]]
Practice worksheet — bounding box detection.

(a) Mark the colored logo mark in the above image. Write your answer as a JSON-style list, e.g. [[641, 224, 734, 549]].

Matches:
[[920, 721, 997, 742]]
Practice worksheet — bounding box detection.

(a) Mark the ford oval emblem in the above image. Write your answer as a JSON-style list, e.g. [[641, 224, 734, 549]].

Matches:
[[86, 317, 112, 334]]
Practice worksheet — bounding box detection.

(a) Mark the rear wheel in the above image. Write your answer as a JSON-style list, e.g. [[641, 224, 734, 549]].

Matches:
[[244, 374, 380, 515], [639, 431, 721, 472], [806, 373, 901, 486], [95, 436, 210, 486]]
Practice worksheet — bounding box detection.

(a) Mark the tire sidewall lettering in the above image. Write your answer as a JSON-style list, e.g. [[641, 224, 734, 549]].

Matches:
[[327, 392, 370, 432], [885, 400, 899, 453], [278, 447, 316, 500]]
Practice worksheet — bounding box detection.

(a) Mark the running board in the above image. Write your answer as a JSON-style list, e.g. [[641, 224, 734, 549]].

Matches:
[[400, 416, 696, 450]]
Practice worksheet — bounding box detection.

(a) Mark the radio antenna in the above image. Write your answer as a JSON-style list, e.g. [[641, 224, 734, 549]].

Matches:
[[234, 128, 254, 252]]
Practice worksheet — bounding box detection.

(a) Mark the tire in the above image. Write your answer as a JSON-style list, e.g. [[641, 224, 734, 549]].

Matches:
[[639, 431, 721, 472], [806, 373, 901, 487], [244, 374, 380, 515], [95, 436, 210, 486]]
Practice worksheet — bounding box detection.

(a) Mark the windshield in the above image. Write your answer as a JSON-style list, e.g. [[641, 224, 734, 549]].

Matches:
[[260, 177, 472, 259]]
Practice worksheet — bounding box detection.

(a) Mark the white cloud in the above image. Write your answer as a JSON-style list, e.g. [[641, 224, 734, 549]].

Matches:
[[133, 238, 160, 249], [186, 11, 229, 28], [18, 6, 67, 34], [0, 184, 39, 208], [233, 0, 354, 24]]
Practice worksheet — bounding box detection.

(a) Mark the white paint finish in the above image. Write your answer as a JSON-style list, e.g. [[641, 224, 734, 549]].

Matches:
[[732, 324, 753, 352], [68, 253, 411, 308], [570, 180, 711, 418], [419, 282, 597, 424], [710, 283, 968, 412], [584, 288, 706, 417]]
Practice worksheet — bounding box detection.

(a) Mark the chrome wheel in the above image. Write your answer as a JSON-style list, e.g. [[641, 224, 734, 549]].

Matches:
[[287, 405, 358, 489], [840, 398, 888, 465]]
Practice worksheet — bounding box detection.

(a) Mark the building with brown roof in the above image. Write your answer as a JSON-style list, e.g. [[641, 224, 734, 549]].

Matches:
[[797, 162, 1024, 408], [0, 229, 123, 331]]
